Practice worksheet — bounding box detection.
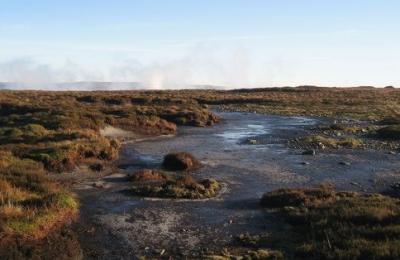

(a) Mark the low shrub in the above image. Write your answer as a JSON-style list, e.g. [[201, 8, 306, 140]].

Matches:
[[129, 169, 168, 182], [162, 152, 201, 171], [0, 153, 78, 238], [259, 186, 400, 259], [302, 135, 364, 149], [131, 171, 220, 199]]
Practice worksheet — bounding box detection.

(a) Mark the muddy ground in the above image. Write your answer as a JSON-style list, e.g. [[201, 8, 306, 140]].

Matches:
[[71, 112, 400, 259]]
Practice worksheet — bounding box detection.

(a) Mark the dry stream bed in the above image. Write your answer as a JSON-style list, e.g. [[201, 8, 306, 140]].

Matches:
[[72, 112, 400, 259]]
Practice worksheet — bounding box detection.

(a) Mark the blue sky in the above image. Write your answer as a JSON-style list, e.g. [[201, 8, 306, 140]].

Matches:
[[0, 1, 399, 88]]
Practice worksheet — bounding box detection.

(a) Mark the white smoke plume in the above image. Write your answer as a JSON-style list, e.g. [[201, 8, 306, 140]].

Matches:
[[0, 46, 256, 90]]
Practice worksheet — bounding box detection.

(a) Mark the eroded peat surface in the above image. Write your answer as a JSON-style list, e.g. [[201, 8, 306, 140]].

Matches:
[[73, 112, 400, 259]]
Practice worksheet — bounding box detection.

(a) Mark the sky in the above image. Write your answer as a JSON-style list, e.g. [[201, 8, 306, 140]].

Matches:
[[0, 0, 400, 88]]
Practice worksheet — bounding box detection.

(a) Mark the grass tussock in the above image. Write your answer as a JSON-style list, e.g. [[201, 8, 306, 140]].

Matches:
[[131, 170, 220, 199], [257, 185, 400, 259], [162, 152, 201, 171], [205, 248, 284, 260], [0, 152, 78, 239], [301, 134, 364, 149]]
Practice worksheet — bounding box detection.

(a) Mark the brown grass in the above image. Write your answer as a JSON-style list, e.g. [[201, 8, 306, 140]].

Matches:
[[255, 186, 400, 259]]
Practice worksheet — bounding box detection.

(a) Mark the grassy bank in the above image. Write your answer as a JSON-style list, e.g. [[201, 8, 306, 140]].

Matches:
[[208, 186, 400, 259], [0, 152, 78, 239], [0, 90, 219, 246]]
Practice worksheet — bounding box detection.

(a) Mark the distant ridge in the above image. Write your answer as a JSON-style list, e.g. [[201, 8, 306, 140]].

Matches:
[[0, 82, 143, 90]]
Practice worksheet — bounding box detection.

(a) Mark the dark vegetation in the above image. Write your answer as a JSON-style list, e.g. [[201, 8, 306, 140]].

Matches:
[[211, 86, 400, 120], [130, 152, 219, 199], [130, 169, 220, 199], [212, 185, 400, 259], [0, 152, 78, 239], [162, 152, 201, 171]]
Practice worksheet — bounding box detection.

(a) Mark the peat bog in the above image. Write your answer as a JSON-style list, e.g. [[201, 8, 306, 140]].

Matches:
[[1, 87, 400, 259]]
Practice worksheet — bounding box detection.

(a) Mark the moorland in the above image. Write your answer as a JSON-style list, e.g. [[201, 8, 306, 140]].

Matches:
[[1, 86, 400, 259]]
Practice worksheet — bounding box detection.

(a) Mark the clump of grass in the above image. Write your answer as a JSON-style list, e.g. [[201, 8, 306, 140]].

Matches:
[[0, 152, 78, 239], [317, 123, 361, 134], [162, 152, 201, 171], [259, 186, 400, 259], [131, 172, 220, 199], [301, 135, 364, 149], [205, 248, 284, 260], [129, 169, 169, 182]]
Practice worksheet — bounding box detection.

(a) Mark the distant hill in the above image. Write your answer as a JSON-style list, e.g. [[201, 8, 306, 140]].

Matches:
[[0, 82, 144, 90]]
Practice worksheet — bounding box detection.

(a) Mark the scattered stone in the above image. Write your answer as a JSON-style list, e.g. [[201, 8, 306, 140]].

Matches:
[[350, 182, 362, 187], [391, 182, 400, 191], [339, 161, 351, 166], [89, 163, 104, 172], [92, 181, 105, 188], [302, 149, 316, 156], [247, 139, 257, 145]]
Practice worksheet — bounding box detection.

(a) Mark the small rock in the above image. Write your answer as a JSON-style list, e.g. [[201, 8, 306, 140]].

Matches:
[[248, 139, 257, 145], [339, 161, 351, 166], [302, 149, 316, 156], [350, 182, 362, 187], [391, 182, 400, 190], [92, 181, 105, 188], [89, 163, 104, 172]]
